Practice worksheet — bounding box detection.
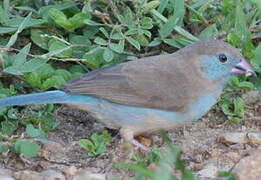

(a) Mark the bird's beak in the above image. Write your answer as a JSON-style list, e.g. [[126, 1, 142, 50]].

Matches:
[[231, 59, 257, 77]]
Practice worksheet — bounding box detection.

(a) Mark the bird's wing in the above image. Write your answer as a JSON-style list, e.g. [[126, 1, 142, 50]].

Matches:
[[61, 54, 202, 112]]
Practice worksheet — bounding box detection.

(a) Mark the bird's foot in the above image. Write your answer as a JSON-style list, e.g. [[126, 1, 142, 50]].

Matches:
[[120, 128, 151, 152]]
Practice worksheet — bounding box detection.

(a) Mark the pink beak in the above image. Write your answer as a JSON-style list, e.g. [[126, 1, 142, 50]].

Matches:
[[231, 59, 256, 77]]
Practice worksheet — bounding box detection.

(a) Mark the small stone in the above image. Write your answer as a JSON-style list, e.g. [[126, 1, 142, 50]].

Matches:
[[147, 163, 159, 172], [242, 91, 261, 104], [72, 170, 106, 180], [0, 169, 12, 177], [40, 170, 65, 180], [209, 149, 222, 158], [219, 132, 247, 145], [233, 150, 261, 180], [191, 163, 203, 171], [13, 170, 43, 180], [197, 164, 218, 178], [0, 176, 14, 180], [64, 166, 77, 177], [136, 136, 152, 147], [224, 152, 241, 163], [40, 141, 67, 162], [247, 133, 261, 145]]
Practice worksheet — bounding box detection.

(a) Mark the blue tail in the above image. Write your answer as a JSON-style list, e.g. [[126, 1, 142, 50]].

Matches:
[[0, 90, 71, 107]]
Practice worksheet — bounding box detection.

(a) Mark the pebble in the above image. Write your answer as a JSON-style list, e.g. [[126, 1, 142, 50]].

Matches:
[[40, 170, 65, 180], [13, 170, 43, 180], [72, 170, 106, 180], [197, 164, 218, 178], [233, 150, 261, 180], [242, 91, 261, 104], [0, 169, 13, 180], [219, 132, 261, 145]]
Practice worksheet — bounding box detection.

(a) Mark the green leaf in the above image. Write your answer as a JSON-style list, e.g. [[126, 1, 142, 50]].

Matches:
[[54, 69, 72, 81], [19, 58, 48, 73], [111, 32, 124, 40], [78, 139, 95, 151], [158, 0, 185, 38], [6, 12, 32, 48], [42, 75, 66, 89], [48, 39, 73, 57], [0, 144, 9, 153], [252, 0, 261, 13], [135, 34, 149, 46], [164, 37, 192, 48], [1, 120, 18, 136], [159, 16, 179, 38], [117, 7, 134, 27], [251, 44, 261, 68], [103, 48, 114, 62], [228, 116, 242, 123], [6, 18, 45, 28], [148, 39, 162, 47], [30, 29, 49, 50], [99, 27, 109, 38], [109, 41, 124, 53], [94, 37, 108, 46], [116, 163, 155, 178], [125, 29, 139, 36], [221, 0, 234, 16], [198, 24, 218, 40], [14, 140, 40, 157], [48, 8, 72, 30], [7, 108, 18, 119], [126, 37, 140, 50], [140, 17, 153, 29], [4, 66, 22, 75], [233, 97, 245, 117], [142, 1, 160, 14], [227, 33, 241, 47], [0, 5, 9, 24], [83, 47, 104, 70], [0, 27, 17, 34], [235, 0, 251, 44], [157, 0, 169, 13], [69, 34, 91, 46], [218, 171, 237, 180], [163, 38, 183, 49], [24, 72, 42, 89], [84, 19, 103, 26], [26, 124, 46, 139], [173, 26, 199, 42], [221, 102, 234, 116], [68, 12, 88, 31], [172, 0, 185, 26], [237, 81, 254, 90], [13, 43, 31, 66], [38, 1, 76, 18]]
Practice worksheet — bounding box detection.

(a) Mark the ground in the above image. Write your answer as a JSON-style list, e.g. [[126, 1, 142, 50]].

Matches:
[[0, 91, 260, 180]]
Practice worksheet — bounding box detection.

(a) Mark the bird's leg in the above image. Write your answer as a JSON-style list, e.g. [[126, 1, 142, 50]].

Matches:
[[120, 128, 151, 151]]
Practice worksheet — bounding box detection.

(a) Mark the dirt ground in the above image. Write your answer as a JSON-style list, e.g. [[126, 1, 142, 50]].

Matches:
[[0, 91, 261, 180]]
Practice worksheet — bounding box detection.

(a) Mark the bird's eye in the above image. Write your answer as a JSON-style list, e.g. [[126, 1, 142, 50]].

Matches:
[[218, 53, 228, 63]]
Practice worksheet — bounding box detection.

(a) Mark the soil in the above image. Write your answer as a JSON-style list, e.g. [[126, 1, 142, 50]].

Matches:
[[0, 91, 260, 180]]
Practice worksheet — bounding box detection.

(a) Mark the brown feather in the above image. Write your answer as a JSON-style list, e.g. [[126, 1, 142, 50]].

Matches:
[[61, 40, 242, 112]]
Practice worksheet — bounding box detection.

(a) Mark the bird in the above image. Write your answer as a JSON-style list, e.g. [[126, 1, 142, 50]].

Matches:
[[0, 40, 256, 149]]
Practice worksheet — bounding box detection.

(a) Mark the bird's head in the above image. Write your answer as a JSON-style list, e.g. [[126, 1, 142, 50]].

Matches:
[[185, 40, 256, 82]]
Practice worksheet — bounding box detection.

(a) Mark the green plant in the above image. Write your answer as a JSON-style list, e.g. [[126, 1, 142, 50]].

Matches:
[[78, 130, 112, 157], [218, 171, 237, 180], [116, 143, 196, 180]]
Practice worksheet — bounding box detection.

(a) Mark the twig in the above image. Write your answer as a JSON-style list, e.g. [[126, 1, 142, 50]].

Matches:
[[185, 3, 209, 25], [106, 0, 120, 20]]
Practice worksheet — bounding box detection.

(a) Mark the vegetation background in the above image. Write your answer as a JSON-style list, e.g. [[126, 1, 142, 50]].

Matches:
[[0, 0, 260, 179]]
